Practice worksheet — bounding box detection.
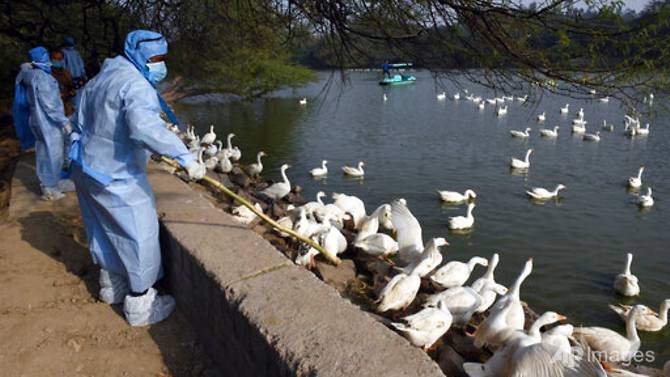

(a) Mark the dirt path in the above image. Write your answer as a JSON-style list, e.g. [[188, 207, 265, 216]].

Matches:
[[0, 156, 222, 377]]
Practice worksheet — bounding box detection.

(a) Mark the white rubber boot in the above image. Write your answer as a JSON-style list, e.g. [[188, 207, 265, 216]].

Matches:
[[99, 269, 129, 304], [57, 179, 76, 192], [41, 186, 65, 201], [123, 288, 176, 327]]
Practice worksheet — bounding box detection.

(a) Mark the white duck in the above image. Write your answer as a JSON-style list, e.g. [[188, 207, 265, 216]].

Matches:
[[355, 204, 392, 242], [332, 192, 366, 228], [510, 149, 533, 169], [201, 125, 216, 145], [301, 191, 327, 216], [638, 187, 654, 208], [403, 237, 448, 277], [342, 161, 365, 177], [453, 93, 460, 100], [430, 256, 488, 289], [600, 96, 610, 103], [478, 101, 485, 110], [310, 160, 328, 177], [578, 107, 585, 119], [614, 253, 640, 297], [536, 112, 546, 122], [628, 166, 644, 189], [496, 106, 508, 116], [391, 199, 424, 264], [540, 126, 559, 138], [231, 203, 263, 224], [319, 225, 348, 259], [261, 164, 291, 200], [247, 151, 267, 177], [486, 98, 497, 105], [526, 184, 566, 200], [516, 95, 528, 102], [205, 140, 223, 157], [437, 189, 477, 204], [299, 97, 307, 105], [610, 299, 670, 332], [391, 300, 453, 350], [583, 131, 601, 142], [573, 306, 643, 362], [355, 233, 399, 258], [436, 92, 447, 100], [216, 150, 233, 173], [376, 271, 421, 312], [510, 127, 530, 138], [560, 103, 569, 114], [474, 258, 533, 348], [448, 203, 475, 230]]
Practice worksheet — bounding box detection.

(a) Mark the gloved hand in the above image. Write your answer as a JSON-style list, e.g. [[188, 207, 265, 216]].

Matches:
[[184, 160, 206, 181], [63, 123, 73, 135]]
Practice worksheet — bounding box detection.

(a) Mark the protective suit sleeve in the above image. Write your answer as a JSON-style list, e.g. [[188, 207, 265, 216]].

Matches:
[[35, 74, 70, 128], [123, 81, 194, 166]]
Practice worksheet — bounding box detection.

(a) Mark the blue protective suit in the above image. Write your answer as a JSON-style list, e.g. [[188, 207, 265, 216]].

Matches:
[[18, 47, 70, 188], [12, 63, 36, 150], [70, 30, 194, 293], [62, 41, 86, 79]]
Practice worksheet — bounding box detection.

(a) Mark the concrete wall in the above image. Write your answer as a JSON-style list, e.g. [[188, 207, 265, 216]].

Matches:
[[148, 166, 446, 377]]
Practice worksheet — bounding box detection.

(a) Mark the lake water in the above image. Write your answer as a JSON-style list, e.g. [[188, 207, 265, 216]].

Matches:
[[175, 70, 669, 365]]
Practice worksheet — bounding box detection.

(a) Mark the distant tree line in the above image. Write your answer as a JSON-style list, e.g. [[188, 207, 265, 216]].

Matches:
[[1, 0, 669, 103]]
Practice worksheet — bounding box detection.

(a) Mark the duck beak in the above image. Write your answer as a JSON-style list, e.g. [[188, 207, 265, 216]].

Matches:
[[557, 314, 568, 321]]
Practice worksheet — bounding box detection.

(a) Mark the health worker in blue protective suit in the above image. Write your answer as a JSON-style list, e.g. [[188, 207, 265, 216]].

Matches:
[[70, 30, 206, 326], [61, 36, 86, 109], [14, 47, 75, 200]]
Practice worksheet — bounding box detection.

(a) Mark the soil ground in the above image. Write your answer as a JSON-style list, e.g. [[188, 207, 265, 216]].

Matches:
[[0, 156, 222, 377]]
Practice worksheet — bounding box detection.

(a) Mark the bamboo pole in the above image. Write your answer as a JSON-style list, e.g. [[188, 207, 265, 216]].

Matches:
[[160, 156, 341, 266]]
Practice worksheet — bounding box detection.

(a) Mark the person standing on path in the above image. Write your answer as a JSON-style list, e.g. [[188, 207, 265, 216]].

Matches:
[[50, 49, 76, 117], [68, 29, 206, 326], [61, 36, 86, 109], [14, 46, 74, 200]]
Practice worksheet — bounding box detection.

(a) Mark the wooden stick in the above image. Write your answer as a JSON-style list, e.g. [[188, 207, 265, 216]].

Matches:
[[160, 156, 341, 265]]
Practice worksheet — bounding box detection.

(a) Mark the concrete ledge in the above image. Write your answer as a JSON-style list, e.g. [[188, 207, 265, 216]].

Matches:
[[148, 166, 445, 377]]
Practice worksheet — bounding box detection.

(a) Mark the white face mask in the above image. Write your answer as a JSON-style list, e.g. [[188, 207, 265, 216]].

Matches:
[[146, 61, 167, 84]]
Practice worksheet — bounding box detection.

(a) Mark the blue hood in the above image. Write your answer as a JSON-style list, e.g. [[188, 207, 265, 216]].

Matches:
[[123, 30, 168, 83]]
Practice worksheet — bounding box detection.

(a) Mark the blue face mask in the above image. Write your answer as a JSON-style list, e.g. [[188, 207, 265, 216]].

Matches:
[[146, 61, 167, 84], [51, 60, 64, 69]]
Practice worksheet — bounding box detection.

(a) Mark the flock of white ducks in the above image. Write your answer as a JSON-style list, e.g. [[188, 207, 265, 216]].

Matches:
[[168, 89, 665, 376]]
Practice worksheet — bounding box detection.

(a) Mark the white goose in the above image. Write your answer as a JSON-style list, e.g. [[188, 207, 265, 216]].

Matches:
[[231, 203, 263, 225], [536, 112, 546, 122], [448, 203, 475, 230], [355, 204, 392, 242], [261, 164, 291, 200], [614, 253, 640, 297], [430, 256, 488, 289], [247, 151, 266, 177], [578, 107, 585, 119], [342, 161, 365, 177], [301, 191, 327, 217], [470, 253, 508, 313], [299, 97, 307, 105], [636, 123, 650, 136], [573, 306, 643, 362], [391, 199, 424, 264], [510, 149, 533, 169], [205, 140, 223, 157], [383, 93, 388, 102], [403, 237, 448, 277], [464, 312, 602, 377], [310, 160, 328, 177], [600, 96, 610, 103], [628, 167, 644, 189], [540, 126, 559, 138], [376, 271, 421, 312], [496, 105, 508, 116], [638, 187, 654, 208], [423, 286, 482, 326], [572, 122, 587, 133], [474, 258, 533, 348], [201, 125, 216, 145], [437, 189, 477, 204], [602, 120, 615, 132], [478, 101, 485, 110], [526, 184, 566, 200], [560, 103, 569, 114], [332, 192, 366, 228], [436, 92, 447, 100], [453, 93, 460, 100], [516, 95, 528, 102], [355, 233, 399, 257], [216, 149, 233, 173], [510, 127, 530, 138], [610, 299, 670, 332], [486, 98, 497, 105], [391, 300, 452, 350], [583, 131, 601, 142]]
